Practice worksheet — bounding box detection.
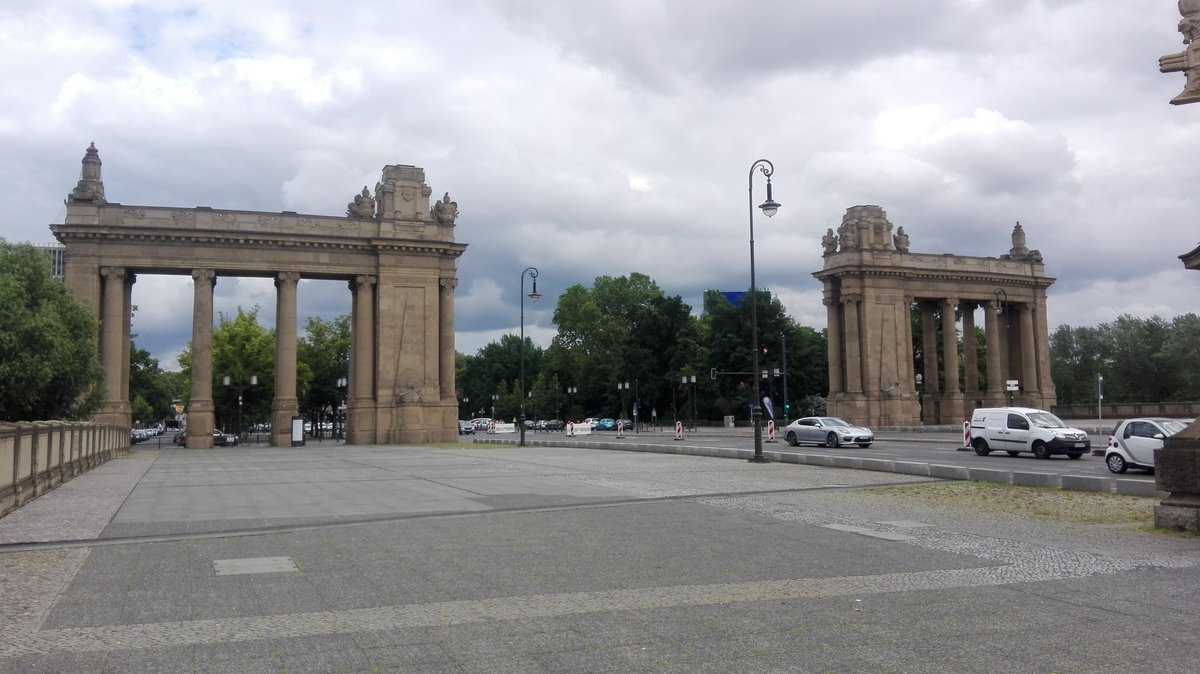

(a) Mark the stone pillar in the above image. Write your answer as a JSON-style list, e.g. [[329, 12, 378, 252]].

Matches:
[[842, 294, 862, 394], [824, 296, 844, 396], [438, 277, 457, 400], [97, 267, 130, 427], [347, 275, 377, 445], [271, 272, 301, 447], [1155, 422, 1200, 532], [188, 270, 216, 448], [941, 298, 963, 423], [921, 303, 939, 394], [962, 304, 979, 396], [121, 271, 134, 426], [984, 299, 1005, 406], [1033, 294, 1056, 408], [1018, 303, 1039, 404]]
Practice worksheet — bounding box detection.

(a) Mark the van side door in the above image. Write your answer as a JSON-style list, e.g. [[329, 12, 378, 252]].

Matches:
[[1004, 412, 1031, 451]]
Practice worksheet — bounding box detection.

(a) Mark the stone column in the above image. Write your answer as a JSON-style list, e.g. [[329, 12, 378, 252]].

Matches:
[[941, 298, 963, 423], [921, 303, 940, 394], [438, 277, 457, 400], [188, 270, 216, 448], [824, 296, 844, 395], [1033, 294, 1055, 407], [97, 267, 130, 427], [121, 271, 135, 426], [984, 299, 1005, 406], [842, 294, 862, 394], [962, 304, 979, 395], [271, 272, 301, 447], [1018, 303, 1039, 403], [347, 275, 377, 445]]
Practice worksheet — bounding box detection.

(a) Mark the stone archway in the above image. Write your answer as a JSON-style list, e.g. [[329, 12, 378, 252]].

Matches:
[[51, 144, 466, 447], [813, 205, 1056, 427]]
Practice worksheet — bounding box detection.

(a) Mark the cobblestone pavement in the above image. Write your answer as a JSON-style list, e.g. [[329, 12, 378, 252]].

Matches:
[[1, 445, 1199, 673]]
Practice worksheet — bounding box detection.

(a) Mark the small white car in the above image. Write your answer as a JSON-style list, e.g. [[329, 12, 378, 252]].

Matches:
[[783, 417, 874, 448], [1105, 417, 1191, 473]]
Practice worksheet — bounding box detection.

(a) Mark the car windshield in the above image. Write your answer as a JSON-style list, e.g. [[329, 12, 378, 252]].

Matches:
[[1160, 420, 1189, 435], [820, 417, 852, 427], [1027, 412, 1068, 429]]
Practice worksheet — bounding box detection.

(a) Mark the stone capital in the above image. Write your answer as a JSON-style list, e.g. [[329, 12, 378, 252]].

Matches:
[[276, 271, 301, 287], [100, 266, 126, 281], [439, 277, 459, 291], [191, 269, 216, 286]]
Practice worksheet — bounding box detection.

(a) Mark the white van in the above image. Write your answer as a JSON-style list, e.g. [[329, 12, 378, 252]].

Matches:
[[968, 407, 1090, 460]]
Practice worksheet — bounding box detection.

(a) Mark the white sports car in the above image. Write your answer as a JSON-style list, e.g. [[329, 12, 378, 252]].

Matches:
[[783, 416, 874, 448]]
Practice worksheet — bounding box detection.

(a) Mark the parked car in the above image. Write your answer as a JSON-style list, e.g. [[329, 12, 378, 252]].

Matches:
[[616, 419, 633, 431], [595, 418, 616, 431], [582, 417, 600, 429], [458, 420, 475, 435], [546, 419, 565, 431], [783, 417, 874, 448], [212, 429, 239, 447], [1105, 417, 1191, 473], [471, 418, 492, 431], [969, 407, 1088, 459]]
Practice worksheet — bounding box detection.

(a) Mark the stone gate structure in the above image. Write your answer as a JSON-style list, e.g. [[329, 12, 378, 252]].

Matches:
[[51, 144, 465, 447], [814, 205, 1056, 426]]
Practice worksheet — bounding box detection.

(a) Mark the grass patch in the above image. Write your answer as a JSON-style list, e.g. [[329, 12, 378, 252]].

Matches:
[[862, 481, 1156, 525]]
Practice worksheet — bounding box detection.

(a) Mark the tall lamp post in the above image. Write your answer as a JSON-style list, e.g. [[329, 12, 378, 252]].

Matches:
[[336, 376, 348, 439], [519, 266, 541, 447], [567, 386, 577, 420], [748, 159, 781, 463], [222, 374, 257, 439], [683, 375, 697, 431], [618, 381, 629, 420]]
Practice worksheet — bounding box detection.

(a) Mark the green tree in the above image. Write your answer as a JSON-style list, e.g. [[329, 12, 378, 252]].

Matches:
[[297, 315, 350, 433], [130, 342, 175, 424], [179, 306, 276, 432], [0, 240, 104, 421]]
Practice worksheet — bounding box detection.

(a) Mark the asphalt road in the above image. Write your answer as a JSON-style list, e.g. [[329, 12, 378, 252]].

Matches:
[[512, 426, 1156, 484]]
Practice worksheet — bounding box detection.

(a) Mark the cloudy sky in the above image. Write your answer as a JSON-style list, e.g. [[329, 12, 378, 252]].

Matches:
[[4, 0, 1198, 370]]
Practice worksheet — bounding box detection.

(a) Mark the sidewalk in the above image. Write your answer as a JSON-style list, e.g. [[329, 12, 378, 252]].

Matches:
[[2, 444, 1198, 673]]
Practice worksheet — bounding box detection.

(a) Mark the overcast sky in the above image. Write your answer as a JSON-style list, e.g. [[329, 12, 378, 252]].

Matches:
[[4, 1, 1198, 370]]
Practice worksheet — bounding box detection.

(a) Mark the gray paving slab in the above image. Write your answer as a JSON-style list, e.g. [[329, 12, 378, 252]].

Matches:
[[0, 443, 1198, 673]]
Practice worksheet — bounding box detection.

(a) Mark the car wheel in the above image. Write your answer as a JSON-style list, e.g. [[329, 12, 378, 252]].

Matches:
[[826, 432, 840, 448], [785, 432, 798, 447], [858, 443, 872, 448], [1067, 452, 1083, 460], [972, 438, 990, 456], [1006, 450, 1020, 457], [1032, 441, 1051, 460], [1106, 453, 1128, 474]]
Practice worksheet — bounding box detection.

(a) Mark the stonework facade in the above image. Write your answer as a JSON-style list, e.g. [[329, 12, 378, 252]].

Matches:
[[51, 146, 465, 447], [814, 205, 1056, 427]]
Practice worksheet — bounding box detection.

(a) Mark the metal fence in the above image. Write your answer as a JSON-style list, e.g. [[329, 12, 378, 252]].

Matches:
[[1, 421, 129, 518]]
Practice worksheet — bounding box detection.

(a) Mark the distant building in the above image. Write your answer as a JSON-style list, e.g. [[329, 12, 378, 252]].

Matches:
[[34, 243, 65, 280]]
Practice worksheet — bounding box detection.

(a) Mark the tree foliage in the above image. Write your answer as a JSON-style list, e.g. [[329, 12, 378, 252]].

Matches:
[[0, 240, 104, 421], [1049, 313, 1200, 405], [457, 272, 826, 424]]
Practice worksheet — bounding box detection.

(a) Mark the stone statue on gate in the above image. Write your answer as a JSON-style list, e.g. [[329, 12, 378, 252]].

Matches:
[[821, 228, 838, 256], [892, 226, 910, 252], [346, 186, 376, 218], [1160, 0, 1200, 105], [431, 192, 459, 226]]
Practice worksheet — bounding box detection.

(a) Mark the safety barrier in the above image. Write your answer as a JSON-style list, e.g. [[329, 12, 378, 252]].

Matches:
[[673, 421, 684, 441], [766, 420, 776, 443]]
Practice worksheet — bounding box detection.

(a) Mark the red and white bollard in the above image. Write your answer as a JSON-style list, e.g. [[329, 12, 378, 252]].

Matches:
[[616, 420, 625, 438], [567, 421, 575, 437], [962, 421, 971, 450], [674, 420, 684, 441], [488, 420, 497, 435], [766, 419, 777, 443]]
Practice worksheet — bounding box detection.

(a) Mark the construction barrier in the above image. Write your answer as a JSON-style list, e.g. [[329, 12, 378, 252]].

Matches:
[[616, 421, 625, 438], [766, 420, 776, 443], [487, 421, 496, 435], [566, 421, 575, 437], [674, 420, 683, 441], [962, 421, 971, 449]]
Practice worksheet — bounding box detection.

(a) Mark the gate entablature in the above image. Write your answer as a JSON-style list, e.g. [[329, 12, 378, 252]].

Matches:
[[51, 144, 466, 447], [813, 205, 1056, 426]]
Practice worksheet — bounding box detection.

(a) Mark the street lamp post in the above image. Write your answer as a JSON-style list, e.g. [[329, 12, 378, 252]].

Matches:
[[617, 382, 629, 421], [519, 266, 541, 447], [748, 159, 781, 463], [222, 374, 258, 440], [336, 376, 348, 440], [491, 394, 498, 421], [682, 375, 697, 431], [567, 386, 577, 420]]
